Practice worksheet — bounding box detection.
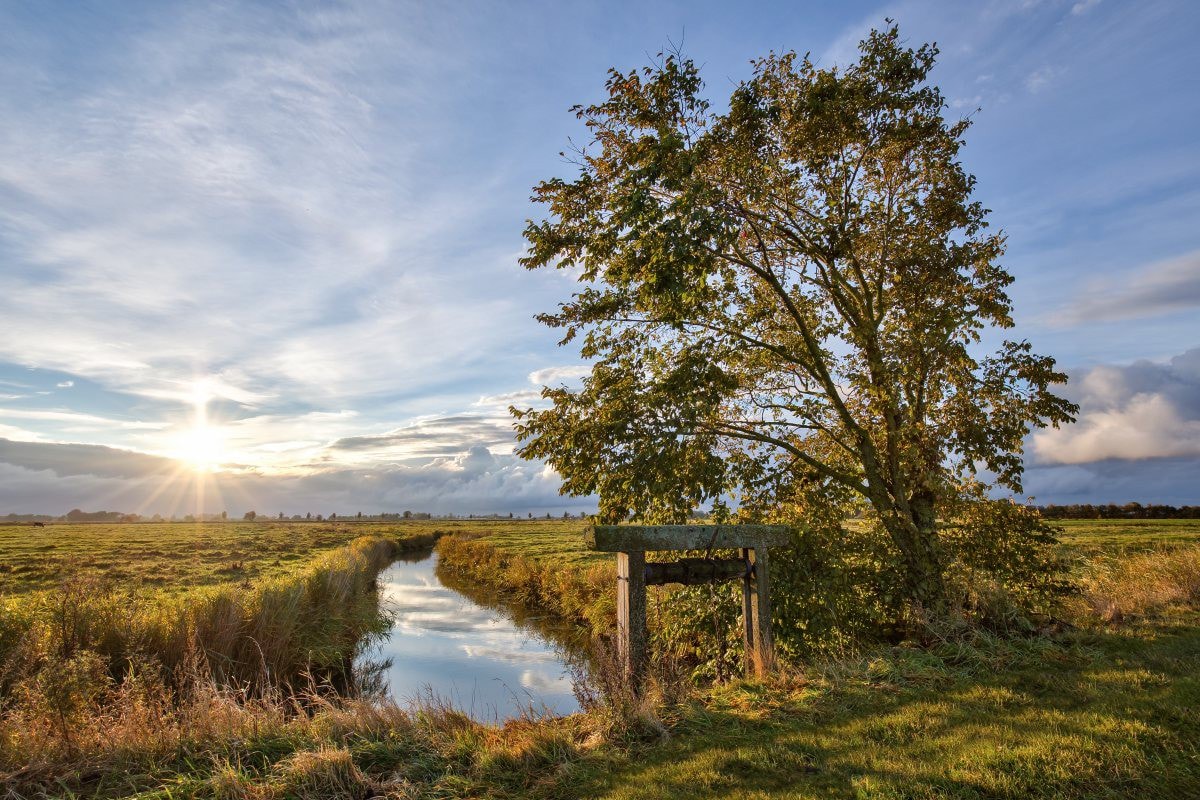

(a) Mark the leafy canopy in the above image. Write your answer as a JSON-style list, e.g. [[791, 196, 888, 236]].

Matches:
[[514, 27, 1076, 536]]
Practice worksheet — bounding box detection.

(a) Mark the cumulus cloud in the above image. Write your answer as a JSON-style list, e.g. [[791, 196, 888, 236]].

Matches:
[[1033, 347, 1200, 464], [1059, 249, 1200, 324]]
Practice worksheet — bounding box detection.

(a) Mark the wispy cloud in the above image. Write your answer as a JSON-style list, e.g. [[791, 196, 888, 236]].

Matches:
[[1058, 249, 1200, 324], [1024, 65, 1061, 93]]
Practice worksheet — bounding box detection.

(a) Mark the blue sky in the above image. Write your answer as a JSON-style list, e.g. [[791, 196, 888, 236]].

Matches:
[[0, 0, 1197, 516]]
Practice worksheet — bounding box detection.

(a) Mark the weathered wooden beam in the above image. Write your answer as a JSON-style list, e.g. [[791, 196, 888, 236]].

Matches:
[[644, 557, 750, 586], [588, 524, 791, 552]]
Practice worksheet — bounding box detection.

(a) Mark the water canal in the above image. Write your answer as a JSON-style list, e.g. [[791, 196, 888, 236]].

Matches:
[[357, 549, 585, 722]]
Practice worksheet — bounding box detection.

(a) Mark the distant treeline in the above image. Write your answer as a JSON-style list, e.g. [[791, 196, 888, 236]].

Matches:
[[1035, 503, 1200, 520], [5, 508, 591, 523]]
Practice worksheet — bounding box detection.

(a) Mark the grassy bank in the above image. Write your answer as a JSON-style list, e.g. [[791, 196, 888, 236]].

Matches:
[[0, 530, 440, 789]]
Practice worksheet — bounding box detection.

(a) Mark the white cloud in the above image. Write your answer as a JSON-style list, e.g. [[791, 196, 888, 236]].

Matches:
[[528, 366, 590, 386], [56, 380, 73, 388], [1025, 65, 1061, 93], [1033, 348, 1200, 464], [0, 408, 167, 432], [1071, 0, 1102, 15], [0, 437, 588, 517]]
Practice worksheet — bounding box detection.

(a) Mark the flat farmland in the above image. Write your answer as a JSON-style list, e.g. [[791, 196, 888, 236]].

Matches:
[[1054, 518, 1200, 555], [0, 518, 593, 596], [0, 520, 366, 595], [2, 517, 1195, 598]]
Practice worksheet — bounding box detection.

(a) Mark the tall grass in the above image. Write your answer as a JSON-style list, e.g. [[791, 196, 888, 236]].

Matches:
[[3, 530, 1198, 797], [1, 534, 435, 693], [1, 667, 594, 798], [1078, 544, 1200, 622], [0, 533, 438, 778]]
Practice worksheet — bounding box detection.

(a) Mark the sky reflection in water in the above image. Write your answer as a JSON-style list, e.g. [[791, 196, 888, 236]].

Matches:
[[364, 552, 580, 722]]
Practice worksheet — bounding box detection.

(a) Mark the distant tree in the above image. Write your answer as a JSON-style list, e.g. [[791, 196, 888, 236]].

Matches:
[[330, 512, 337, 520], [221, 510, 228, 521], [278, 512, 284, 519], [243, 510, 257, 521], [306, 512, 312, 520], [514, 26, 1076, 609], [403, 510, 413, 520], [357, 511, 363, 519], [316, 514, 323, 521]]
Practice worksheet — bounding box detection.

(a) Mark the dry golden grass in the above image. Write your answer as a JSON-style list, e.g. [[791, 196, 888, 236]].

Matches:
[[1078, 544, 1200, 622]]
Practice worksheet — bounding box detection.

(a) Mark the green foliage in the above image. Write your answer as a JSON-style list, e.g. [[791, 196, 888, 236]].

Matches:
[[939, 497, 1075, 630], [514, 24, 1076, 609]]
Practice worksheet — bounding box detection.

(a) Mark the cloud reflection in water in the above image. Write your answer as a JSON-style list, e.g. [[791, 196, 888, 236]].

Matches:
[[365, 552, 580, 722]]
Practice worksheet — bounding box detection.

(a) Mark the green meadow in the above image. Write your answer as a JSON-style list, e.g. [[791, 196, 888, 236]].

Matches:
[[0, 518, 1197, 798]]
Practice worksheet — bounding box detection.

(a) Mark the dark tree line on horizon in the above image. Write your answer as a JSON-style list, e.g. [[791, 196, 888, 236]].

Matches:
[[1034, 503, 1200, 520]]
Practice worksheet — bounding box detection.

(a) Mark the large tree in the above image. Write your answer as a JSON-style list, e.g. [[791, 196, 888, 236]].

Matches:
[[513, 27, 1076, 609]]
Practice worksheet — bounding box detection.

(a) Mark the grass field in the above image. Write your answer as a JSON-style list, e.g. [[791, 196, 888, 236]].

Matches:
[[1055, 518, 1200, 554], [1, 517, 1197, 798], [434, 517, 1200, 799], [2, 517, 1189, 598], [0, 518, 589, 596]]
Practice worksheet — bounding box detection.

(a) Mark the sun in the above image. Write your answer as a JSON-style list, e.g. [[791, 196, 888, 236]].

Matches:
[[176, 379, 228, 472], [181, 422, 227, 472]]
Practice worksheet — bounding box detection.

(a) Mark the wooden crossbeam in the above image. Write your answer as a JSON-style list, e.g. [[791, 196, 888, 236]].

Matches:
[[644, 557, 749, 586], [587, 524, 791, 552]]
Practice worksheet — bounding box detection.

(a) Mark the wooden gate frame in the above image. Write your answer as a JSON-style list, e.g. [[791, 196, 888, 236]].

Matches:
[[587, 524, 792, 682]]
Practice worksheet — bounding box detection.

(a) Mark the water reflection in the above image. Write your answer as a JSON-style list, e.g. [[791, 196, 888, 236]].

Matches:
[[359, 550, 584, 722]]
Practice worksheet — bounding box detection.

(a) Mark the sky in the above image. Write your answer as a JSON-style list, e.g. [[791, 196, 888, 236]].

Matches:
[[0, 0, 1197, 517]]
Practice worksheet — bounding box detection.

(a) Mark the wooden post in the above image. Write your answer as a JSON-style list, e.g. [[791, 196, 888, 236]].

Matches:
[[589, 525, 789, 683], [741, 546, 756, 677], [616, 550, 647, 685], [743, 543, 775, 677]]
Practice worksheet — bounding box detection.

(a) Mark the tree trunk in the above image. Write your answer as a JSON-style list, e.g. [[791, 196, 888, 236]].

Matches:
[[879, 493, 947, 613]]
